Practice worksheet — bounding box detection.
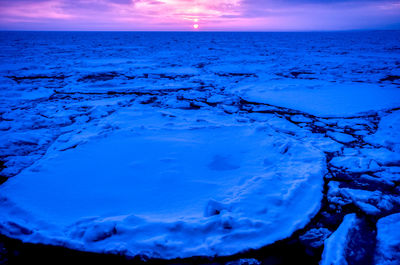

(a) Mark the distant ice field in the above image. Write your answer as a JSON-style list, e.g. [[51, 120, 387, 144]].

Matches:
[[1, 31, 399, 116]]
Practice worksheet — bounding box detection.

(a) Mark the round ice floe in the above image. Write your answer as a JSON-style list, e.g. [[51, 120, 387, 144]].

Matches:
[[0, 125, 325, 258], [240, 82, 400, 117]]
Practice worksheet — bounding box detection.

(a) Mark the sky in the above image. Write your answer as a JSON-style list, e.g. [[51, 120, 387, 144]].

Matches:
[[0, 0, 399, 31]]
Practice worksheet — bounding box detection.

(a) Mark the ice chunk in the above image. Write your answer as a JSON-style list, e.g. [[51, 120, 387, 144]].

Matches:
[[320, 213, 358, 265], [240, 83, 400, 117], [300, 228, 332, 248], [0, 124, 326, 258], [366, 111, 400, 153], [226, 259, 261, 265], [326, 131, 355, 144], [375, 213, 400, 265]]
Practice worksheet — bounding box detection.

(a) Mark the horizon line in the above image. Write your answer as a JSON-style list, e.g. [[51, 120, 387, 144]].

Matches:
[[1, 29, 399, 33]]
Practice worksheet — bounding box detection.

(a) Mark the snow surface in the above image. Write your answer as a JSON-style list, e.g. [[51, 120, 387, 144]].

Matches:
[[0, 31, 400, 260], [375, 213, 400, 265], [239, 82, 400, 117], [365, 111, 400, 153], [0, 117, 326, 258]]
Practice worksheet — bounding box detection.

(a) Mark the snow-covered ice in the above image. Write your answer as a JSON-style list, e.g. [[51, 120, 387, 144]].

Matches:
[[0, 112, 326, 258], [320, 213, 359, 265], [239, 83, 400, 117], [365, 111, 400, 152], [0, 31, 400, 261], [375, 213, 400, 265]]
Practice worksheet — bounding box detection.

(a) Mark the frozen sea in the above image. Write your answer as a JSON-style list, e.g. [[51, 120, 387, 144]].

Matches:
[[0, 31, 400, 264]]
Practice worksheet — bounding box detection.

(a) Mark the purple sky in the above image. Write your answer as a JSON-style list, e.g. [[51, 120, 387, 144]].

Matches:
[[0, 0, 399, 31]]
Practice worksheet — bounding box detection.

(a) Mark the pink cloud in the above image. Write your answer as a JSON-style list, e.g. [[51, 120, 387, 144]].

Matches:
[[0, 0, 399, 30]]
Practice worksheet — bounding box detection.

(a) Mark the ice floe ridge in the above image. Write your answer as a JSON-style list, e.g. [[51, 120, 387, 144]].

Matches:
[[0, 31, 399, 263]]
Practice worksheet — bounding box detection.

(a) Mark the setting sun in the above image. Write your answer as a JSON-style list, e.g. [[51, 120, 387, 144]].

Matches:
[[193, 24, 199, 29]]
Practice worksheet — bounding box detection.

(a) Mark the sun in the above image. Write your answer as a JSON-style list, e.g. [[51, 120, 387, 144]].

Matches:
[[193, 24, 199, 29]]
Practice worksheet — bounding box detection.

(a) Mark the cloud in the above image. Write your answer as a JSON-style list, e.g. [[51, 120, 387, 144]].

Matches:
[[0, 0, 399, 30]]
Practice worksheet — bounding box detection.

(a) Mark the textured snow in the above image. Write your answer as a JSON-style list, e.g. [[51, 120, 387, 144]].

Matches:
[[0, 108, 326, 258], [375, 213, 400, 265], [0, 31, 400, 260], [365, 111, 400, 152], [326, 131, 355, 144], [240, 83, 400, 117]]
